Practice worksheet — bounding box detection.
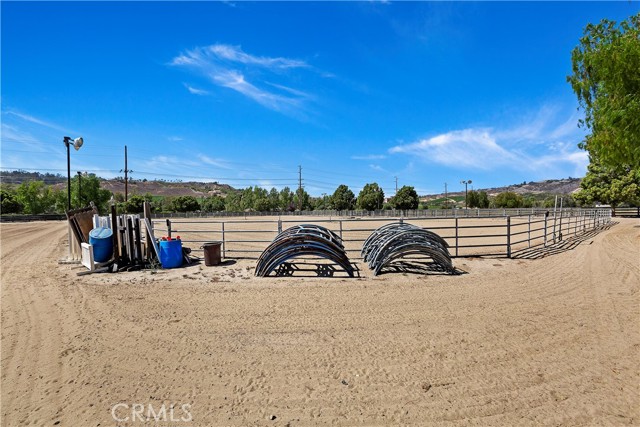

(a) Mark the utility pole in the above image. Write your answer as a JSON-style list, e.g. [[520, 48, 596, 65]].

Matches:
[[298, 165, 302, 211], [121, 145, 133, 202], [444, 182, 448, 209], [395, 176, 398, 195]]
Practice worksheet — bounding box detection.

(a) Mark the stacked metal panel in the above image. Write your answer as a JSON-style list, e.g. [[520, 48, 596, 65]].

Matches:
[[255, 224, 355, 277], [362, 222, 454, 276]]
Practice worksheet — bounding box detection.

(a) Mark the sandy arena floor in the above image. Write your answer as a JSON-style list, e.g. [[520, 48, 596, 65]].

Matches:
[[1, 218, 638, 426]]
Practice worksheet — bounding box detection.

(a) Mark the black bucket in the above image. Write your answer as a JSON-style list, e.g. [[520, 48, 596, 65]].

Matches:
[[202, 241, 222, 266]]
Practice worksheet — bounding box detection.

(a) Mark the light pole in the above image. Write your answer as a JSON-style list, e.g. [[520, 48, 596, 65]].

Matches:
[[77, 171, 82, 208], [460, 179, 472, 209], [63, 136, 84, 211]]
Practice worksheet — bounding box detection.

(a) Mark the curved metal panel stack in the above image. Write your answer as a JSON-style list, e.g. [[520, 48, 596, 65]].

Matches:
[[362, 222, 454, 276], [255, 224, 355, 277]]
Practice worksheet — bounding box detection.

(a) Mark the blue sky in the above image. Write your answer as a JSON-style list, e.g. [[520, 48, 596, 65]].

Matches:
[[1, 1, 638, 197]]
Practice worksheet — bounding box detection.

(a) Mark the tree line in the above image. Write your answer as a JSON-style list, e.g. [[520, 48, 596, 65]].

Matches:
[[2, 174, 584, 216]]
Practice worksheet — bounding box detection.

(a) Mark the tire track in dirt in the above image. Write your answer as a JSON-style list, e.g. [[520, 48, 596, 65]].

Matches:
[[1, 222, 71, 425]]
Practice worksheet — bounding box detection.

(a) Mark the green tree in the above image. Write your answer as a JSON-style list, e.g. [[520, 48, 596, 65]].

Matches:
[[72, 174, 112, 213], [567, 13, 640, 169], [573, 161, 640, 208], [331, 185, 356, 211], [15, 181, 57, 214], [268, 188, 280, 210], [357, 183, 385, 211], [224, 192, 243, 212], [1, 188, 23, 214], [201, 195, 226, 212], [279, 187, 295, 211], [123, 195, 146, 213], [253, 196, 272, 212], [295, 187, 312, 211], [494, 191, 524, 208], [390, 186, 419, 210], [172, 195, 200, 212], [467, 190, 490, 209]]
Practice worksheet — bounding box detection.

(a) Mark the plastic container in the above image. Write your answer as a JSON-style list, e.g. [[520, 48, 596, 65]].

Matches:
[[202, 241, 222, 266], [89, 227, 114, 263], [159, 239, 183, 268]]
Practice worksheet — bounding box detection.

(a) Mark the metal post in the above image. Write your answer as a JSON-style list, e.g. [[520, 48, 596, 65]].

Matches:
[[527, 214, 531, 248], [455, 217, 459, 257], [544, 213, 548, 247], [166, 219, 172, 238], [339, 220, 343, 240], [552, 195, 558, 243], [77, 171, 82, 208], [221, 222, 226, 258], [506, 216, 511, 258], [66, 140, 71, 211], [558, 197, 563, 241]]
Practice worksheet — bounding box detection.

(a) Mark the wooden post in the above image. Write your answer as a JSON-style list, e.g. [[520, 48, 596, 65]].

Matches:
[[126, 216, 135, 264], [166, 219, 172, 239], [143, 201, 152, 259], [111, 204, 119, 261], [134, 217, 142, 263]]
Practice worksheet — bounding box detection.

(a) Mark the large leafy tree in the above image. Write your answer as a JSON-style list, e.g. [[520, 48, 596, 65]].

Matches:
[[15, 181, 58, 214], [172, 195, 200, 212], [567, 13, 640, 169], [357, 183, 385, 211], [331, 184, 356, 211], [493, 191, 524, 209], [72, 173, 112, 213], [201, 195, 226, 212], [1, 187, 24, 214], [295, 187, 313, 211], [467, 190, 490, 209], [573, 161, 640, 207], [390, 186, 419, 210]]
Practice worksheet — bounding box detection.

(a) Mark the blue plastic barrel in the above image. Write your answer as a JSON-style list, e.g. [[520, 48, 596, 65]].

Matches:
[[158, 239, 183, 268], [89, 227, 114, 263]]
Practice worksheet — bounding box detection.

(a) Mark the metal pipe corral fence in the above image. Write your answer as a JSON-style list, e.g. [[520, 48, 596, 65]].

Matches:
[[151, 208, 612, 261]]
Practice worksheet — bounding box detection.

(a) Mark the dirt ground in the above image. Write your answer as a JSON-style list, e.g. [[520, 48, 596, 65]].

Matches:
[[1, 218, 638, 426]]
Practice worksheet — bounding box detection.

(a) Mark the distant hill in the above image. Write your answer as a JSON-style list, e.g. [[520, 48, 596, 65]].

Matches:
[[422, 178, 582, 200], [2, 170, 581, 200], [0, 170, 236, 198], [100, 179, 235, 198]]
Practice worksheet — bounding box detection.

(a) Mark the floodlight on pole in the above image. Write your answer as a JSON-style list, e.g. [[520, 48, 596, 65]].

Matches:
[[460, 179, 472, 209], [63, 136, 84, 212]]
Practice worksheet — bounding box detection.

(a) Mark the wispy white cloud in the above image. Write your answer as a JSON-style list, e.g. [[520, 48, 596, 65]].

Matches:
[[369, 164, 389, 173], [201, 44, 309, 70], [389, 105, 588, 177], [3, 110, 71, 133], [170, 43, 322, 117], [352, 154, 387, 160], [183, 83, 209, 96], [197, 154, 233, 170], [167, 136, 184, 142]]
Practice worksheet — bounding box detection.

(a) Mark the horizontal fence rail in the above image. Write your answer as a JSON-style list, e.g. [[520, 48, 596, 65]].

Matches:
[[151, 208, 612, 261], [151, 207, 613, 219]]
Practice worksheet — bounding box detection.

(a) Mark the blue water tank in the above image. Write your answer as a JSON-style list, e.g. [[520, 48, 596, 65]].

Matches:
[[89, 227, 114, 263], [158, 239, 183, 268]]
